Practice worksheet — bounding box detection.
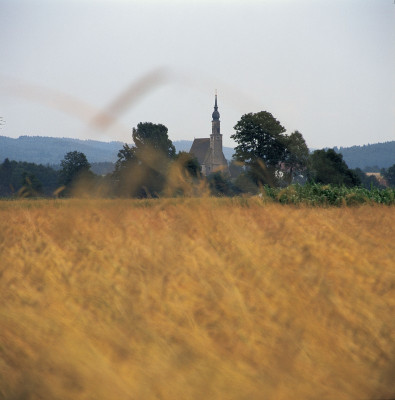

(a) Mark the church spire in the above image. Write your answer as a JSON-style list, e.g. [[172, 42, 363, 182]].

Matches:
[[212, 91, 220, 121]]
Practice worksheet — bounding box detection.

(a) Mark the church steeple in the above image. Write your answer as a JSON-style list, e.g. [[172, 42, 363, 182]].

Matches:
[[189, 92, 228, 176], [212, 92, 220, 121]]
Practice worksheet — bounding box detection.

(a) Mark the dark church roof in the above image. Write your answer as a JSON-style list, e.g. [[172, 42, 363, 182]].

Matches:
[[189, 138, 210, 164]]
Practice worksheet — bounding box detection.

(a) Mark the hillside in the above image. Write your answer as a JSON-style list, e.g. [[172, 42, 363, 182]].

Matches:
[[0, 136, 123, 164], [0, 135, 393, 169], [334, 141, 395, 169], [0, 136, 235, 165]]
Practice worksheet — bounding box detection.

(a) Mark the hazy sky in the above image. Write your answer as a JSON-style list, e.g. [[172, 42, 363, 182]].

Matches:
[[1, 0, 394, 149]]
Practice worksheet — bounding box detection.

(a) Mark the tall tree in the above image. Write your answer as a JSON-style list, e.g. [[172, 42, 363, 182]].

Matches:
[[282, 130, 310, 183], [132, 122, 176, 159], [0, 158, 14, 196], [114, 144, 137, 173], [114, 122, 175, 197], [231, 111, 287, 186], [60, 151, 92, 186]]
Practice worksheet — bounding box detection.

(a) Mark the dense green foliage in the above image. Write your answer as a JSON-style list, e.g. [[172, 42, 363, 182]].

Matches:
[[282, 130, 310, 183], [231, 112, 309, 186], [1, 155, 394, 205], [60, 151, 92, 186], [231, 111, 287, 186], [262, 184, 395, 206], [309, 149, 360, 187], [58, 151, 95, 197], [133, 122, 176, 159], [207, 172, 234, 196], [0, 158, 59, 197], [353, 168, 385, 189], [383, 164, 395, 187], [114, 122, 176, 197], [0, 117, 393, 201]]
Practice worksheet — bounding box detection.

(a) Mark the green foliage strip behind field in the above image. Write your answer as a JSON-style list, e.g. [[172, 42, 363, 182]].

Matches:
[[262, 184, 395, 206]]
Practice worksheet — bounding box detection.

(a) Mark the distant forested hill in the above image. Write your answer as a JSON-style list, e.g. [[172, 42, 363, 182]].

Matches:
[[334, 141, 395, 169], [0, 136, 124, 164], [0, 136, 235, 165], [0, 135, 393, 169]]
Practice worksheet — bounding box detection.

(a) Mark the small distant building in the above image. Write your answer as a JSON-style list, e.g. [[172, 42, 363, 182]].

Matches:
[[189, 94, 228, 176], [366, 172, 387, 187]]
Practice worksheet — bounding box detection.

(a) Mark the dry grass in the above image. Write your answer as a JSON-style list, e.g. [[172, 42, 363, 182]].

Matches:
[[0, 198, 394, 400]]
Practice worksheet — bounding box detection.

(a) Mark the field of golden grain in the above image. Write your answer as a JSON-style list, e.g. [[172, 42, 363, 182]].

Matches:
[[0, 198, 394, 400]]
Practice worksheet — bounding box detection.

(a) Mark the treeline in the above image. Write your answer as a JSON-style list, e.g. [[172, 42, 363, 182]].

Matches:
[[0, 160, 118, 197], [226, 111, 394, 193], [0, 159, 59, 197], [50, 162, 115, 175], [1, 114, 395, 200]]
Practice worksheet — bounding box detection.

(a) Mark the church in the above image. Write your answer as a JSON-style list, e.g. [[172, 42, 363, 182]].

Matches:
[[189, 94, 229, 176]]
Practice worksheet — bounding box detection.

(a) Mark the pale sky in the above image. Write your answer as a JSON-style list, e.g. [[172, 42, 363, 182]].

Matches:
[[0, 0, 394, 149]]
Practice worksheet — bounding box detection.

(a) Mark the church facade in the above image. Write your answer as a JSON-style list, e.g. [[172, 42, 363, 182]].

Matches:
[[189, 94, 228, 176]]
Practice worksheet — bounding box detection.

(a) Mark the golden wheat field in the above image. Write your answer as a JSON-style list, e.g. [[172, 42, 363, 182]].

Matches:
[[0, 198, 394, 400]]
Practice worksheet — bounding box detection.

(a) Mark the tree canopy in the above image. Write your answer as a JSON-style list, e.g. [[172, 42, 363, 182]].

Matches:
[[231, 111, 309, 186], [282, 130, 309, 183], [60, 151, 92, 187], [132, 122, 176, 159], [309, 149, 360, 187], [232, 111, 287, 166], [231, 111, 287, 186], [0, 158, 59, 197], [114, 122, 176, 197]]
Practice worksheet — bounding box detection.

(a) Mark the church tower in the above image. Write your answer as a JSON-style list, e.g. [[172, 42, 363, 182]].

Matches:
[[189, 93, 228, 176], [212, 93, 220, 134], [206, 93, 228, 174], [210, 93, 221, 151]]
